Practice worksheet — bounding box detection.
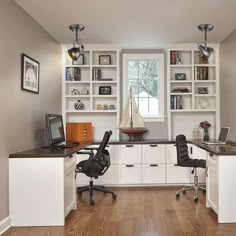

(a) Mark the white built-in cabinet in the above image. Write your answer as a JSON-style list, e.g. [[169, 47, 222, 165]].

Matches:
[[62, 44, 121, 140], [167, 44, 220, 140], [76, 143, 206, 187]]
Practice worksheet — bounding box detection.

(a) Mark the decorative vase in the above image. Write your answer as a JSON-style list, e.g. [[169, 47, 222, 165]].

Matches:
[[74, 100, 84, 110], [203, 128, 209, 141]]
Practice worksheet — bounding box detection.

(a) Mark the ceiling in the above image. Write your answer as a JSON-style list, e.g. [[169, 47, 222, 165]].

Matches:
[[15, 0, 236, 48]]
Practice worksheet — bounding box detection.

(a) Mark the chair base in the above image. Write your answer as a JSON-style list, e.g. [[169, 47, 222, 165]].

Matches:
[[176, 168, 206, 202], [77, 179, 117, 205]]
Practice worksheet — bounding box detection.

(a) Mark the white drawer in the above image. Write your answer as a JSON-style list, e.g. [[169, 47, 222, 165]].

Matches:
[[64, 154, 76, 171], [96, 164, 118, 185], [118, 164, 141, 184], [142, 164, 166, 184], [117, 144, 141, 164], [166, 164, 190, 184], [142, 144, 166, 163]]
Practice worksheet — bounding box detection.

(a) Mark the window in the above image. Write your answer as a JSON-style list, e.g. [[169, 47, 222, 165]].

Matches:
[[122, 53, 165, 122]]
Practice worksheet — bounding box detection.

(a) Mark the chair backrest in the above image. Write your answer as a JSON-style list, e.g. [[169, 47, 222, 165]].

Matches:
[[176, 134, 190, 165], [94, 130, 112, 175]]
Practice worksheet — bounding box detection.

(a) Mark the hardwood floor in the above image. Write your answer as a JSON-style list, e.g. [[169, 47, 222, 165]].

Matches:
[[3, 187, 236, 236]]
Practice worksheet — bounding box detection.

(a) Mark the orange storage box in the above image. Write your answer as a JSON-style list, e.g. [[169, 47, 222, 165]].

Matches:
[[66, 122, 92, 142]]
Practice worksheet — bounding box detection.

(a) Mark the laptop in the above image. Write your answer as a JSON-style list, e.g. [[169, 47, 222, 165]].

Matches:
[[202, 127, 230, 145]]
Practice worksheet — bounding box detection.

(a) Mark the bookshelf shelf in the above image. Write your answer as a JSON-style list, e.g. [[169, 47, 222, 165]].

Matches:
[[167, 45, 219, 140]]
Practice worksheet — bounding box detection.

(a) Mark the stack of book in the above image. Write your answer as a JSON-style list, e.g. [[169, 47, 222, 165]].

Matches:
[[194, 67, 208, 80], [170, 51, 182, 64], [92, 68, 102, 80], [170, 95, 183, 110], [66, 67, 81, 81]]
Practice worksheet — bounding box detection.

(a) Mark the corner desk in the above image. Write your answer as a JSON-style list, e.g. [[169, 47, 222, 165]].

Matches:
[[9, 142, 90, 226]]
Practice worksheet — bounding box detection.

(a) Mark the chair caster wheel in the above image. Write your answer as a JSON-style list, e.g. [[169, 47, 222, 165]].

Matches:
[[90, 200, 95, 205], [112, 194, 117, 200], [78, 192, 82, 198], [203, 189, 206, 193], [182, 190, 186, 194], [194, 197, 198, 202], [176, 193, 180, 198]]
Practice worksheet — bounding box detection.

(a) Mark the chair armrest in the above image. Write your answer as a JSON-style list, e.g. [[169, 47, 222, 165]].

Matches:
[[76, 151, 92, 155]]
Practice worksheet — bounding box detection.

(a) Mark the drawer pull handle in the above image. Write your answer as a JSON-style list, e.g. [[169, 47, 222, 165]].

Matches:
[[150, 144, 158, 147], [150, 164, 158, 167], [69, 155, 73, 158], [126, 165, 134, 167], [210, 153, 214, 156], [126, 145, 134, 147]]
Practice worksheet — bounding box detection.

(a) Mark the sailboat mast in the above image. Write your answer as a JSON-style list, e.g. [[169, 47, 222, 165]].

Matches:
[[130, 87, 133, 128]]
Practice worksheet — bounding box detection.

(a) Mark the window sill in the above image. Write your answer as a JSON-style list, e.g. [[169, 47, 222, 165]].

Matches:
[[144, 117, 166, 123]]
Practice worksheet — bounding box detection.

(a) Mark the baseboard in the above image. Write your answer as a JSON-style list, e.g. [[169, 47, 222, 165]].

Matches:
[[0, 216, 11, 235]]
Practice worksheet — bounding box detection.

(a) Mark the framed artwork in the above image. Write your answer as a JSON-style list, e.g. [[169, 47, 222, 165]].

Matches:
[[198, 87, 208, 94], [21, 53, 40, 94], [99, 86, 112, 95], [99, 55, 111, 65], [175, 73, 186, 80]]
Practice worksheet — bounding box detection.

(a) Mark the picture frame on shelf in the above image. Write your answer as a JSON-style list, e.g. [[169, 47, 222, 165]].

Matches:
[[21, 53, 40, 94], [99, 86, 112, 95], [198, 87, 208, 94], [96, 104, 103, 110], [99, 55, 111, 65], [175, 73, 186, 80], [72, 54, 84, 65], [103, 104, 109, 110], [109, 104, 115, 110]]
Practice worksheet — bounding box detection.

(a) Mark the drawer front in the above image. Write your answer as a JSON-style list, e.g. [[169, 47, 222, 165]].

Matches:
[[142, 164, 166, 184], [142, 144, 166, 163], [207, 153, 217, 166], [95, 165, 118, 185], [166, 164, 190, 184], [117, 145, 141, 164], [64, 154, 76, 171], [118, 164, 141, 184], [166, 144, 177, 164]]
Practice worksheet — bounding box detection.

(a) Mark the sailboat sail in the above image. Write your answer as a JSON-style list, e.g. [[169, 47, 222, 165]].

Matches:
[[118, 88, 146, 129]]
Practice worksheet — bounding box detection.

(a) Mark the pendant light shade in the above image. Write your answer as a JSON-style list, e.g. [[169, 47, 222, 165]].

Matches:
[[68, 24, 85, 61], [197, 24, 214, 58]]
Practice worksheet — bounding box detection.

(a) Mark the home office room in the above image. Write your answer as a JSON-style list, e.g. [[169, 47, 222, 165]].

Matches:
[[1, 0, 236, 235]]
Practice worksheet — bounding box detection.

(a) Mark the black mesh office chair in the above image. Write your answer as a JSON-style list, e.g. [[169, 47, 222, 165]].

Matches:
[[76, 130, 117, 205], [175, 134, 206, 202]]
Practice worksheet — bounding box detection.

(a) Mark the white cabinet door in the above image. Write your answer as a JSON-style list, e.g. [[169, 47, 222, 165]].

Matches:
[[142, 164, 166, 184], [166, 144, 177, 164], [206, 153, 218, 213], [64, 165, 76, 217], [118, 164, 142, 184], [95, 164, 118, 185], [117, 144, 141, 164], [166, 164, 190, 184], [142, 144, 166, 163]]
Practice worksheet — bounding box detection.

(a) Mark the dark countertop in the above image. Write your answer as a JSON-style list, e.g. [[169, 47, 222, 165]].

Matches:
[[9, 142, 91, 158]]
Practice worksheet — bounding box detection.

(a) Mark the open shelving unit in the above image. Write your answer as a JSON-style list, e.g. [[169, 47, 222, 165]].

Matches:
[[167, 44, 220, 140], [62, 44, 121, 140]]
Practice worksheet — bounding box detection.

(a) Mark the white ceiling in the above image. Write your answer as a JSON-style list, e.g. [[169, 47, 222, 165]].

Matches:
[[15, 0, 236, 48]]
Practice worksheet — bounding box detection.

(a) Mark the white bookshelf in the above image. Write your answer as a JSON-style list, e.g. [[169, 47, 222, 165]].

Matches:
[[62, 44, 121, 140], [167, 44, 220, 140]]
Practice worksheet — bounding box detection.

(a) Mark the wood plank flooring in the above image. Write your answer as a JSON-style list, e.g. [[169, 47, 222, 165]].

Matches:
[[3, 187, 236, 236]]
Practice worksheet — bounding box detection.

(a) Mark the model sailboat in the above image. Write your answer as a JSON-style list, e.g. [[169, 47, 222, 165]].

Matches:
[[118, 87, 148, 141]]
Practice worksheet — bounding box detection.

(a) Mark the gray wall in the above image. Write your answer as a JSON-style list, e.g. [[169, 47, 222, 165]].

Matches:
[[0, 0, 61, 221], [220, 28, 236, 141]]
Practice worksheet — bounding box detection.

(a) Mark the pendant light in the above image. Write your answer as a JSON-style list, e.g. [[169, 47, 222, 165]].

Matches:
[[197, 24, 214, 58], [68, 24, 85, 61]]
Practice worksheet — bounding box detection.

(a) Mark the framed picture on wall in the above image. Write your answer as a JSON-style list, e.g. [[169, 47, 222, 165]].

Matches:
[[21, 53, 40, 94]]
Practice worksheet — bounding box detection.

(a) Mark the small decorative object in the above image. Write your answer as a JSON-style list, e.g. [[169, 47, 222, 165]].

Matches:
[[199, 55, 208, 64], [198, 97, 209, 109], [172, 87, 190, 93], [103, 104, 109, 110], [74, 100, 84, 110], [71, 89, 80, 95], [198, 87, 208, 94], [175, 73, 186, 80], [96, 104, 103, 110], [21, 53, 40, 94], [80, 87, 89, 95], [109, 104, 115, 110], [176, 51, 181, 64], [199, 121, 211, 141], [99, 55, 111, 65], [99, 86, 112, 95], [192, 128, 200, 141], [72, 54, 84, 65]]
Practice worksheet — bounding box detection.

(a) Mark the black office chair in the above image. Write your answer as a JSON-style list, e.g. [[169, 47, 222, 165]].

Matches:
[[175, 134, 206, 202], [75, 130, 117, 205]]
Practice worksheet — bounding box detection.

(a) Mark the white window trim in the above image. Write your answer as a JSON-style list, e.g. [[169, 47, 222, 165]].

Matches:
[[122, 53, 165, 122]]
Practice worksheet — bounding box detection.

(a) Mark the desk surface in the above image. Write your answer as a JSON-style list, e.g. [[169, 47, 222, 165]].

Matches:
[[9, 142, 91, 158]]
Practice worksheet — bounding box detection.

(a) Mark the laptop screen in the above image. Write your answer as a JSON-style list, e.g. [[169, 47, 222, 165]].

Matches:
[[218, 127, 230, 142]]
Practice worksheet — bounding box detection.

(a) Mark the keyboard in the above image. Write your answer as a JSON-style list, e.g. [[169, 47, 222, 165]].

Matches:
[[58, 142, 80, 148]]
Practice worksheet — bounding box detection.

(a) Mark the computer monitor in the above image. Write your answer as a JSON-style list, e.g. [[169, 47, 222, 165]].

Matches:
[[45, 114, 65, 146]]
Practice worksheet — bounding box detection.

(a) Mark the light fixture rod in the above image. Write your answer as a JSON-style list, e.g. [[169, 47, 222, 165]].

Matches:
[[69, 24, 85, 45]]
